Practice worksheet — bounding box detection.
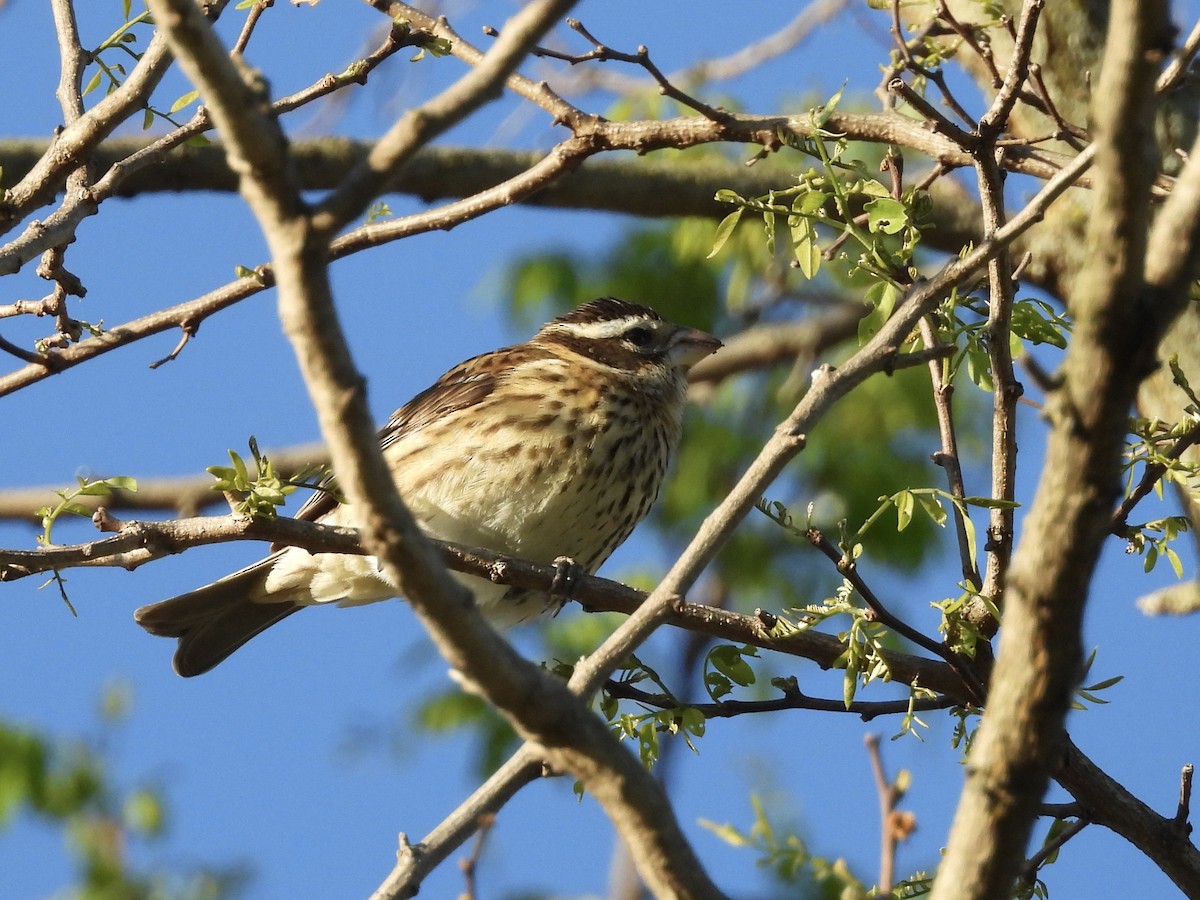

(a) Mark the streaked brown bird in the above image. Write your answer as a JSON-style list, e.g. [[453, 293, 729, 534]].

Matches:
[[135, 298, 721, 676]]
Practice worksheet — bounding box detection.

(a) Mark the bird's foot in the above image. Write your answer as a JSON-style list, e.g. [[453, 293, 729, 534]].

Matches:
[[547, 556, 582, 614]]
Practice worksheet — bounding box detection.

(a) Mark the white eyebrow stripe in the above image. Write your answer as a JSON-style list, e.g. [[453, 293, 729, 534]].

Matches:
[[554, 317, 650, 340]]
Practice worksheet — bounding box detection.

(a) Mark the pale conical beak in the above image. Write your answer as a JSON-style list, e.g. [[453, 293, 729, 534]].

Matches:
[[667, 326, 723, 369]]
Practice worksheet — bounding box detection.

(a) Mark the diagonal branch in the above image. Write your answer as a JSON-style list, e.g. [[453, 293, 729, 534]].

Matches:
[[147, 1, 726, 897]]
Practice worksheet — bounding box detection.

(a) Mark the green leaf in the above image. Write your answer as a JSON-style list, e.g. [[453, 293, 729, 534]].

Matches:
[[961, 496, 1020, 509], [1082, 674, 1124, 692], [637, 721, 659, 767], [1169, 355, 1200, 409], [704, 670, 733, 700], [706, 208, 743, 259], [812, 82, 846, 128], [169, 89, 200, 114], [698, 818, 754, 848], [1011, 299, 1069, 349], [961, 512, 978, 566], [708, 645, 756, 687], [229, 449, 249, 484], [75, 482, 114, 497], [599, 692, 618, 721], [917, 493, 947, 527], [843, 659, 858, 709], [793, 189, 828, 216], [680, 707, 706, 737], [790, 216, 821, 279], [83, 69, 103, 97], [1166, 546, 1184, 578], [894, 490, 915, 531], [123, 788, 164, 836], [864, 197, 908, 234], [102, 476, 138, 493], [858, 281, 898, 342]]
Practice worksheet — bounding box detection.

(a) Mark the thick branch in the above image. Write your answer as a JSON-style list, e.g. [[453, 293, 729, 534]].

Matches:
[[149, 1, 726, 896], [1056, 739, 1200, 894], [932, 6, 1180, 898]]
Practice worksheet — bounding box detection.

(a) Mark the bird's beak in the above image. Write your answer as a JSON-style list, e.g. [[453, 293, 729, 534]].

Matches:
[[667, 326, 723, 369]]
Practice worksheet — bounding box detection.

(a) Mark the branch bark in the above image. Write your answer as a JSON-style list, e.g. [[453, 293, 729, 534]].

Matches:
[[145, 1, 727, 896], [932, 5, 1185, 898]]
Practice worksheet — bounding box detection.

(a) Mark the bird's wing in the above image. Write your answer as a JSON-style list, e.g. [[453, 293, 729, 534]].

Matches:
[[379, 350, 506, 445], [285, 349, 510, 528]]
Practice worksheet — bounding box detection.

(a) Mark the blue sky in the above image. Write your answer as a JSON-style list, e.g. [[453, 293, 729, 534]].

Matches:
[[3, 2, 1200, 898]]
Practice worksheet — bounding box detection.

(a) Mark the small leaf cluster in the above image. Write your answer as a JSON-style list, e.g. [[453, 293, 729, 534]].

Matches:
[[1017, 817, 1084, 900], [1072, 648, 1124, 711], [710, 126, 930, 343], [81, 3, 152, 101], [1125, 355, 1200, 495], [932, 588, 998, 659], [932, 289, 1071, 393], [600, 657, 706, 768], [81, 3, 200, 134], [1122, 514, 1190, 578], [392, 17, 454, 61], [36, 475, 137, 547], [949, 705, 982, 758], [700, 795, 868, 893], [856, 487, 1015, 578], [33, 319, 106, 354], [703, 643, 759, 700], [206, 437, 309, 519]]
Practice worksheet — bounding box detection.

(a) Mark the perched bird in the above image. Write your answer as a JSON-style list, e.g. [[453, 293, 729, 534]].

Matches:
[[135, 298, 721, 676]]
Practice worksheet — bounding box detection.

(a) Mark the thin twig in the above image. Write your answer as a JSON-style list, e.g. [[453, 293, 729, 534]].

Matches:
[[148, 320, 198, 369], [510, 17, 736, 125], [887, 77, 977, 149], [918, 317, 982, 589], [603, 679, 956, 722], [865, 734, 912, 893], [978, 0, 1045, 138], [1176, 763, 1195, 831], [1158, 16, 1200, 95], [457, 812, 495, 899], [1110, 421, 1200, 531], [1016, 816, 1090, 890], [805, 527, 986, 704], [231, 0, 273, 57]]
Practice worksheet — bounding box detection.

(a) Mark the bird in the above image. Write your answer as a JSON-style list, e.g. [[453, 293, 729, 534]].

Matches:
[[135, 298, 721, 676]]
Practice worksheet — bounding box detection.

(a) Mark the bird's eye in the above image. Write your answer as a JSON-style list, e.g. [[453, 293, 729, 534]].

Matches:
[[624, 326, 653, 347]]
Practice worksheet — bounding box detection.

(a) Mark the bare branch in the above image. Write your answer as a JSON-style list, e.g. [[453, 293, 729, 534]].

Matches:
[[0, 3, 232, 237]]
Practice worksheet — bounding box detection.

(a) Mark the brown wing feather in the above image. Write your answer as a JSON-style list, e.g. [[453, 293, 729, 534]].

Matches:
[[282, 348, 514, 530], [380, 350, 508, 445]]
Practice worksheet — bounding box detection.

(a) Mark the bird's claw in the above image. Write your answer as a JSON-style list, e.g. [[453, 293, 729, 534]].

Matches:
[[547, 556, 582, 614]]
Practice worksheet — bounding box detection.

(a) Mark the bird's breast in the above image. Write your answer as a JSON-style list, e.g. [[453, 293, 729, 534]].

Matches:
[[387, 376, 683, 575]]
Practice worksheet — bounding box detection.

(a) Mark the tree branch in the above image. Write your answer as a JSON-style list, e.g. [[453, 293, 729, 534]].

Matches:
[[932, 5, 1183, 897]]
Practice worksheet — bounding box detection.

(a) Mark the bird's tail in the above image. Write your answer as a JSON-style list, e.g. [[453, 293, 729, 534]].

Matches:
[[134, 554, 300, 677]]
